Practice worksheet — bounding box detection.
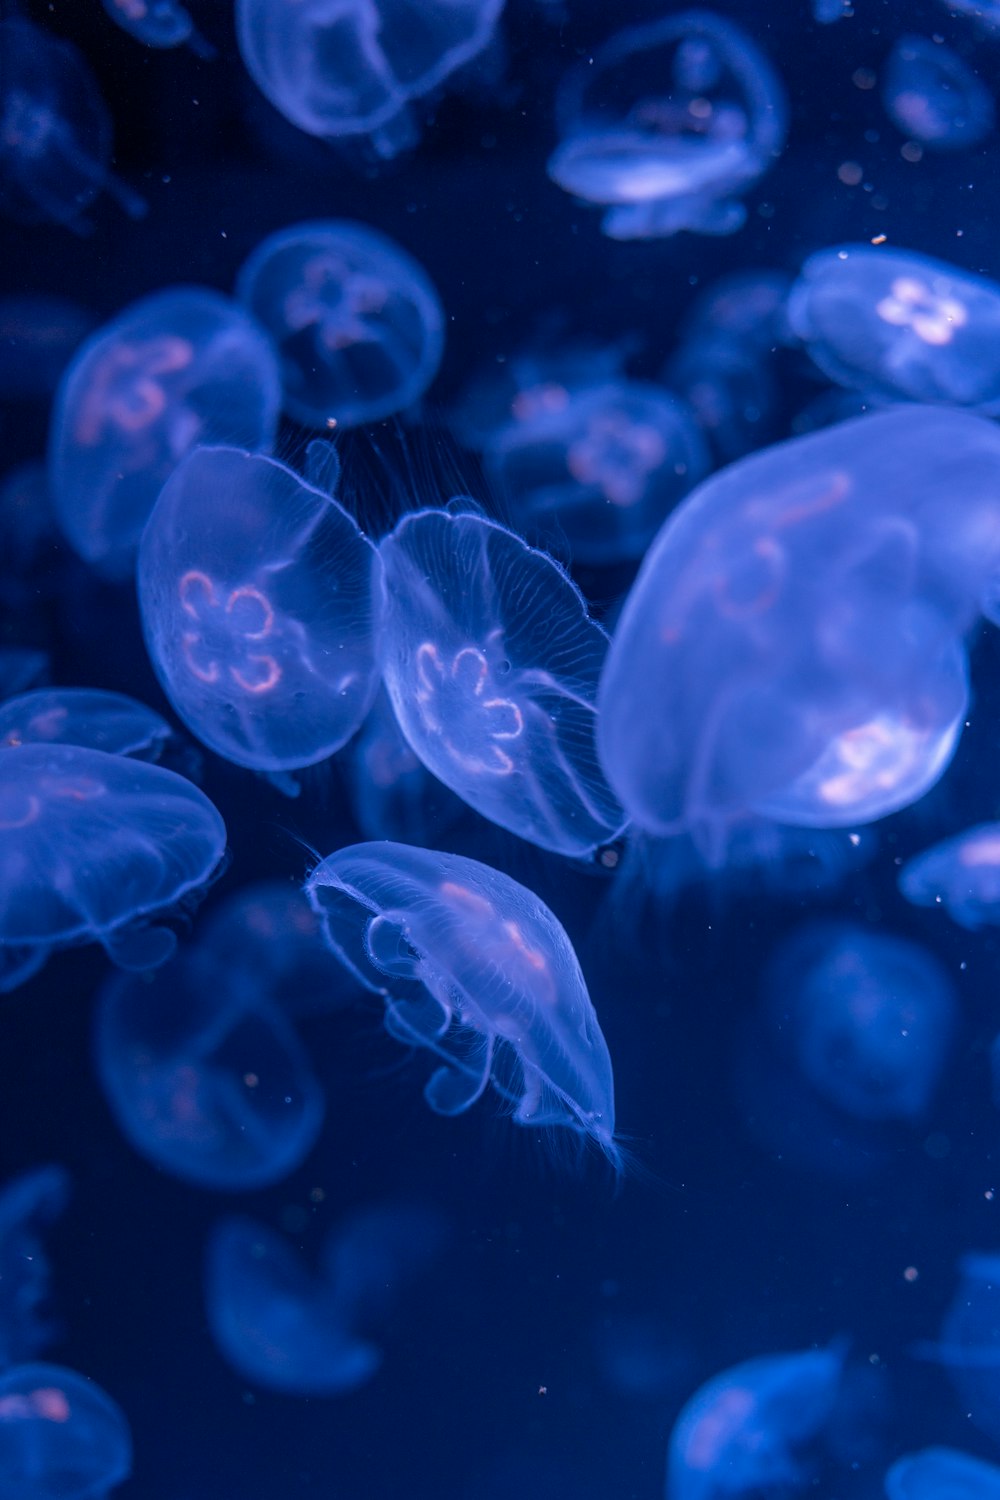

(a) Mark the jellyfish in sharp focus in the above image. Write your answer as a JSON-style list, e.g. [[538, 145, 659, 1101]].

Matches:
[[305, 841, 620, 1166], [886, 1447, 1000, 1500], [377, 506, 626, 856], [898, 823, 1000, 929], [0, 688, 172, 762], [236, 220, 444, 429], [547, 10, 788, 241], [0, 1362, 131, 1500], [882, 36, 994, 151], [99, 0, 215, 58], [918, 1254, 1000, 1446], [48, 287, 281, 578], [138, 445, 382, 775], [0, 1166, 70, 1369]]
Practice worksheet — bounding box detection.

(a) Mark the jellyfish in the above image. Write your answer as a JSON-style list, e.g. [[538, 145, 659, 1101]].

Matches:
[[236, 220, 444, 429], [0, 688, 172, 762], [0, 1362, 131, 1500], [205, 1203, 445, 1394], [0, 743, 226, 991], [0, 1167, 70, 1369], [48, 287, 281, 578], [666, 1345, 845, 1500], [667, 333, 778, 463], [547, 10, 788, 241], [138, 445, 382, 776], [341, 687, 466, 846], [305, 841, 620, 1166], [787, 245, 1000, 411], [235, 0, 505, 159], [916, 1253, 1000, 1446], [883, 36, 994, 150], [898, 823, 1000, 929], [0, 17, 146, 233], [99, 0, 215, 59], [677, 270, 793, 353], [377, 507, 625, 856], [886, 1448, 1000, 1500], [813, 0, 851, 23]]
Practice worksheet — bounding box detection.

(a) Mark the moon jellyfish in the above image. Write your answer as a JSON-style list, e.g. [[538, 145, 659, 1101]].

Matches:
[[235, 0, 505, 159], [547, 10, 788, 241], [882, 36, 994, 151], [0, 743, 226, 991], [787, 246, 1000, 411], [100, 0, 215, 58], [48, 287, 281, 577], [886, 1448, 1000, 1500], [0, 688, 171, 761], [0, 1167, 69, 1368], [666, 1345, 844, 1500], [0, 1363, 131, 1500], [917, 1253, 1000, 1446], [236, 220, 444, 429], [305, 841, 620, 1166], [205, 1203, 445, 1394], [898, 823, 1000, 929], [138, 445, 382, 775], [377, 506, 625, 856]]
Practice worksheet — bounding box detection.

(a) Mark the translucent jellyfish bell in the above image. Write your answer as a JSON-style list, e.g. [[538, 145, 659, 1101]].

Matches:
[[548, 10, 788, 241], [899, 823, 1000, 929], [100, 0, 215, 58], [0, 1363, 132, 1500], [0, 688, 172, 761], [886, 1447, 1000, 1500], [882, 36, 994, 151]]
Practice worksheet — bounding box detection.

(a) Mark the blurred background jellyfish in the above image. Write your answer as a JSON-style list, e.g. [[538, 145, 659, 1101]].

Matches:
[[48, 287, 281, 577], [885, 1447, 1000, 1500], [917, 1253, 1000, 1446], [305, 842, 620, 1166], [236, 220, 444, 428], [787, 246, 1000, 411], [99, 0, 215, 58], [205, 1203, 446, 1394], [0, 687, 171, 762], [235, 0, 506, 159], [547, 10, 788, 240], [0, 1167, 69, 1369], [340, 687, 466, 846], [0, 1362, 131, 1500], [138, 445, 382, 778], [882, 36, 994, 151], [899, 823, 1000, 929]]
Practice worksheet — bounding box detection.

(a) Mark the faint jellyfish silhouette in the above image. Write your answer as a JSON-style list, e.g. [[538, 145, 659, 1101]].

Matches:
[[548, 10, 788, 240], [377, 507, 626, 856], [0, 1167, 70, 1368], [100, 0, 215, 58], [341, 687, 466, 845], [0, 18, 146, 233], [205, 1203, 445, 1394], [0, 652, 50, 700], [788, 245, 1000, 410], [138, 445, 382, 776], [666, 1345, 845, 1500], [48, 287, 281, 577], [813, 0, 851, 23], [916, 1254, 1000, 1446], [899, 823, 1000, 929], [883, 36, 994, 149], [0, 743, 226, 991], [0, 296, 93, 401], [0, 688, 171, 762], [939, 0, 1000, 23], [305, 841, 620, 1166], [678, 270, 793, 353], [886, 1447, 1000, 1500], [235, 0, 505, 159], [0, 1362, 131, 1500], [237, 220, 444, 428]]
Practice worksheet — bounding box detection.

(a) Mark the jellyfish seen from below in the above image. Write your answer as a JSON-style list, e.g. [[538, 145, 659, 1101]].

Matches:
[[0, 743, 226, 992], [138, 445, 382, 775], [898, 823, 1000, 930], [0, 1362, 131, 1500], [0, 688, 171, 762], [882, 36, 994, 150], [886, 1447, 1000, 1500], [917, 1254, 1000, 1447], [787, 246, 1000, 411], [235, 0, 505, 159], [548, 10, 788, 241], [666, 1345, 844, 1500], [0, 1166, 70, 1369], [0, 18, 146, 234], [100, 0, 215, 58], [205, 1203, 445, 1394], [305, 842, 620, 1167], [597, 406, 1000, 844], [48, 287, 281, 577], [237, 220, 444, 428]]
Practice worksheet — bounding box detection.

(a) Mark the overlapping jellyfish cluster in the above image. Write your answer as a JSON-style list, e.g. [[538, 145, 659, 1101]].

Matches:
[[4, 0, 1000, 1496]]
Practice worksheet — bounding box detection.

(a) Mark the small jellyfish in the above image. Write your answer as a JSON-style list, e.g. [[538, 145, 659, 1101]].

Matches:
[[377, 506, 626, 856], [917, 1253, 1000, 1446], [341, 687, 466, 846], [138, 445, 382, 775], [678, 270, 792, 353], [100, 0, 215, 59], [0, 1167, 70, 1368], [886, 1447, 1000, 1500], [883, 36, 994, 150], [548, 10, 788, 240], [0, 688, 172, 762], [305, 841, 620, 1167], [0, 1362, 131, 1500], [787, 245, 1000, 411], [236, 220, 444, 429], [235, 0, 505, 159], [0, 743, 226, 991], [0, 18, 145, 233], [666, 1345, 844, 1500], [899, 822, 1000, 929], [48, 287, 281, 578]]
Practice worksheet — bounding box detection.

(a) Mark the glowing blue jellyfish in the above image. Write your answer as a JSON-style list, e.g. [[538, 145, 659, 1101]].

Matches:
[[235, 0, 505, 159], [666, 1346, 844, 1500], [100, 0, 214, 58], [236, 221, 444, 429], [547, 10, 788, 241], [48, 287, 281, 578], [764, 922, 956, 1122], [0, 18, 146, 233], [205, 1203, 445, 1394], [0, 743, 226, 991], [305, 841, 620, 1166], [341, 688, 466, 846], [0, 1167, 69, 1368], [917, 1254, 1000, 1446], [0, 688, 171, 761], [138, 445, 382, 775], [0, 1363, 131, 1500], [377, 507, 625, 856], [597, 406, 1000, 842], [883, 37, 994, 150], [898, 823, 1000, 929], [788, 246, 1000, 410], [678, 270, 792, 352], [886, 1448, 1000, 1500]]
